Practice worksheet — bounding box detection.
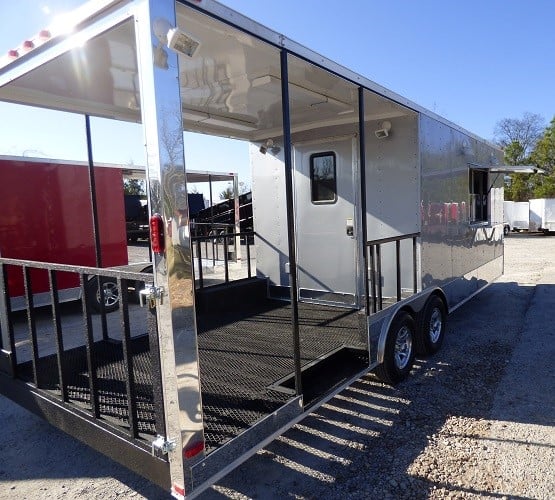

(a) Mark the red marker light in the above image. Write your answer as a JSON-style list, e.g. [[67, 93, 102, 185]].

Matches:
[[39, 30, 51, 41], [183, 440, 205, 458], [22, 40, 34, 52], [150, 213, 165, 254], [8, 49, 19, 59]]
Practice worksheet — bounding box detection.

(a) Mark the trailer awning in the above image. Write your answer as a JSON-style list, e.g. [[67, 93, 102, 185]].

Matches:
[[488, 165, 545, 174]]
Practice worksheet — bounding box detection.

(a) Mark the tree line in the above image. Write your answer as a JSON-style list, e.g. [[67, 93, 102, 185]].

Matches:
[[495, 112, 555, 200]]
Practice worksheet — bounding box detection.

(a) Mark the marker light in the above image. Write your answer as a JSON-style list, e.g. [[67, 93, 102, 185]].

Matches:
[[150, 214, 165, 254], [183, 440, 205, 459]]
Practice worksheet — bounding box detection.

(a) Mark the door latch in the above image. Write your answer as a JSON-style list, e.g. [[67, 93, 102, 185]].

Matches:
[[346, 218, 354, 237], [151, 435, 176, 456], [139, 285, 164, 309]]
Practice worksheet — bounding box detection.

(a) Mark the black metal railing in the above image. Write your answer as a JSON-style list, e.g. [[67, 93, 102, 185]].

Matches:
[[192, 231, 255, 289], [0, 257, 164, 443], [366, 232, 420, 313]]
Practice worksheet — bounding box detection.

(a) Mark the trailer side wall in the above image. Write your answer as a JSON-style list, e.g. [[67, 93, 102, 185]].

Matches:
[[419, 115, 503, 308], [0, 158, 127, 297]]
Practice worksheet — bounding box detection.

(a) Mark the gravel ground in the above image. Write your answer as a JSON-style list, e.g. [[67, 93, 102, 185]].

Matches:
[[1, 233, 554, 499]]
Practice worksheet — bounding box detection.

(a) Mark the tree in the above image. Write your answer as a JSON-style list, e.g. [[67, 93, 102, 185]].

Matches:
[[494, 112, 545, 164], [123, 178, 145, 195], [530, 116, 555, 175], [219, 185, 234, 200], [504, 173, 533, 202], [219, 182, 250, 200], [503, 141, 526, 166]]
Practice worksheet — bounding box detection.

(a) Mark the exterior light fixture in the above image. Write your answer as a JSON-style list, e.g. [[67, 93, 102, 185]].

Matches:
[[375, 120, 392, 139], [167, 27, 200, 57]]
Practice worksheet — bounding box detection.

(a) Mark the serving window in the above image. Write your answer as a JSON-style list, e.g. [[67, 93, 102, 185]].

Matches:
[[469, 167, 489, 223]]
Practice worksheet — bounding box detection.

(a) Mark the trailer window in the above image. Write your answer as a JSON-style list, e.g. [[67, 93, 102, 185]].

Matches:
[[310, 152, 337, 204], [469, 168, 489, 223]]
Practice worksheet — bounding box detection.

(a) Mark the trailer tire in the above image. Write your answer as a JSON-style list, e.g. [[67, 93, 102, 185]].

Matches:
[[415, 295, 447, 356], [375, 310, 416, 385], [86, 277, 120, 313]]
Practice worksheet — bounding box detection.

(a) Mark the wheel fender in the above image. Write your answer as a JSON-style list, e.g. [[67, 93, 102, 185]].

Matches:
[[376, 287, 446, 364]]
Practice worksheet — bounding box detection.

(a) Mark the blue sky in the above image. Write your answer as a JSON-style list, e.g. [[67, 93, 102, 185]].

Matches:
[[1, 0, 554, 194]]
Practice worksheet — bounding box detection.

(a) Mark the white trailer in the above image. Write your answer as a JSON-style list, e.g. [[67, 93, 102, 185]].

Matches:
[[0, 1, 529, 498], [529, 198, 555, 233], [503, 201, 530, 234]]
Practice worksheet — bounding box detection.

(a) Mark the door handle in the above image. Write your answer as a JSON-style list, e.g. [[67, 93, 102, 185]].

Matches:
[[346, 218, 354, 237]]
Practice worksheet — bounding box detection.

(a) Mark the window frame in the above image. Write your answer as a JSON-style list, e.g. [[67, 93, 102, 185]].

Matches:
[[469, 165, 490, 224], [309, 151, 337, 205]]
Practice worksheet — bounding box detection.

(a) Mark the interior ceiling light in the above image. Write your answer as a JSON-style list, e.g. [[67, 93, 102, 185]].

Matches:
[[251, 75, 352, 112], [183, 108, 257, 132]]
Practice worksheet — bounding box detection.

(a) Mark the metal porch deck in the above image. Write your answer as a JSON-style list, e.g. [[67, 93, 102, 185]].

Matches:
[[13, 300, 367, 454]]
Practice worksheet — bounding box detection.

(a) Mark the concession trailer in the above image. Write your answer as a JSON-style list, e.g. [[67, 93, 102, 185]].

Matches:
[[0, 0, 523, 497]]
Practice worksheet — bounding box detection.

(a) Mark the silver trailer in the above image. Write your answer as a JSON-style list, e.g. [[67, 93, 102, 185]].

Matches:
[[0, 1, 510, 498]]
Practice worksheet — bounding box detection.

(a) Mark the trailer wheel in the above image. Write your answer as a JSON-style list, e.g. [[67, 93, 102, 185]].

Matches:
[[503, 224, 510, 236], [415, 295, 447, 356], [87, 277, 120, 313], [375, 310, 416, 385]]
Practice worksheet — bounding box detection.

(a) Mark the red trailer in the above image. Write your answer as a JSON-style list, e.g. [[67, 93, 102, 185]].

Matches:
[[0, 156, 128, 311]]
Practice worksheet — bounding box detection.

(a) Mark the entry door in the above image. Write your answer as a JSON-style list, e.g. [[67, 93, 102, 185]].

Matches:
[[294, 137, 358, 307]]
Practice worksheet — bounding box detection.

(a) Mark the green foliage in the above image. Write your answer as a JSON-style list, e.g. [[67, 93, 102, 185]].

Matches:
[[219, 186, 234, 200], [219, 182, 250, 200], [123, 178, 145, 195], [532, 174, 555, 198], [504, 173, 532, 201], [503, 141, 526, 166], [500, 114, 555, 200], [530, 116, 555, 175], [494, 112, 545, 162]]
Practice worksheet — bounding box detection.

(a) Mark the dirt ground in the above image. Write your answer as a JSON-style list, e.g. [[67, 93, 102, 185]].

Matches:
[[0, 233, 554, 499]]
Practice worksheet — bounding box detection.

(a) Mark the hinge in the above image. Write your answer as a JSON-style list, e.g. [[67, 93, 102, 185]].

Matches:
[[152, 435, 176, 456]]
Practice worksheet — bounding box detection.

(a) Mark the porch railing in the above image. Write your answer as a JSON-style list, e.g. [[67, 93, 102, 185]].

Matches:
[[0, 257, 166, 445], [192, 231, 255, 289], [366, 232, 420, 313]]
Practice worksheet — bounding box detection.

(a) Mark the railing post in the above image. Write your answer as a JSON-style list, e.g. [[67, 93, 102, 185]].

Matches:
[[396, 240, 401, 302], [223, 237, 229, 283], [196, 239, 204, 289], [368, 245, 377, 314], [23, 266, 40, 387], [0, 263, 17, 376], [80, 273, 100, 419], [118, 277, 139, 438], [376, 244, 383, 311], [413, 236, 418, 294], [49, 270, 68, 402], [246, 233, 252, 279]]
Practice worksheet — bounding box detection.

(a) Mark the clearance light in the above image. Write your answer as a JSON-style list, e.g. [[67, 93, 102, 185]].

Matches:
[[7, 49, 19, 60], [39, 30, 51, 42], [150, 213, 165, 254], [22, 40, 34, 52], [183, 440, 205, 458]]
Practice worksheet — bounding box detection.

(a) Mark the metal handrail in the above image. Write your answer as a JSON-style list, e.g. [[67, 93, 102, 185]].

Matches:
[[192, 231, 254, 289], [0, 258, 162, 444], [366, 232, 420, 313]]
